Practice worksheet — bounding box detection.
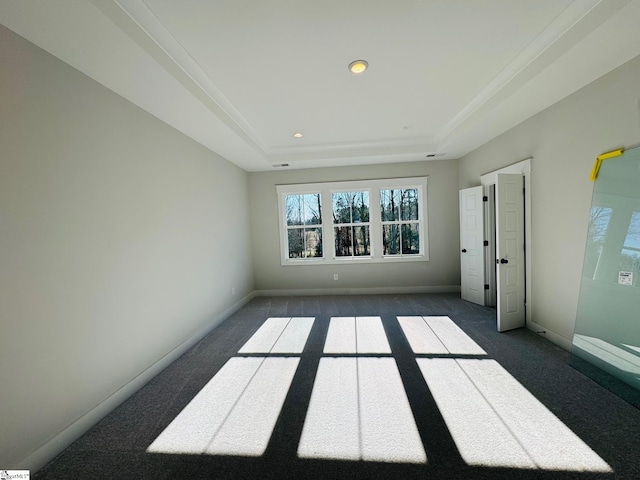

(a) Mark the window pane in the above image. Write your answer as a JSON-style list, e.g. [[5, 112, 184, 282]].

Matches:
[[288, 229, 304, 258], [401, 223, 420, 254], [383, 225, 400, 255], [303, 194, 322, 225], [305, 228, 323, 258], [288, 227, 323, 258], [334, 226, 352, 256], [333, 191, 370, 224], [332, 193, 352, 224], [353, 225, 370, 256], [286, 195, 303, 226], [286, 194, 321, 226], [380, 189, 400, 221], [401, 189, 419, 221], [352, 191, 370, 223]]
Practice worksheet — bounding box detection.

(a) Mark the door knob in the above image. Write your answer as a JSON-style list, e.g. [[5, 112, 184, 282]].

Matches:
[[461, 249, 467, 253], [500, 258, 509, 264]]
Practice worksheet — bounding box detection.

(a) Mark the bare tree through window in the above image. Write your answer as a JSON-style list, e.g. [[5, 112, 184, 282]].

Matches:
[[333, 191, 370, 257], [285, 193, 323, 258], [381, 188, 420, 255]]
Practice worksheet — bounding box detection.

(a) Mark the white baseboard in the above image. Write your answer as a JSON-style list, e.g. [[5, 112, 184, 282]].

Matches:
[[526, 319, 572, 351], [22, 291, 256, 473], [254, 285, 461, 296]]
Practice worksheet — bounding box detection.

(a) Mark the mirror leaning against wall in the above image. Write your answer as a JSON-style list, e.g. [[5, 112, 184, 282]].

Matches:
[[573, 146, 640, 391]]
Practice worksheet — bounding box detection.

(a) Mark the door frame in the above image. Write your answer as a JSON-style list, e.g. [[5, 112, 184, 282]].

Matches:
[[480, 158, 532, 326]]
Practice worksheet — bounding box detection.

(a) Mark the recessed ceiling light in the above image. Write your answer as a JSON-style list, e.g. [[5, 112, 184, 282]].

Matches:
[[348, 60, 368, 74], [293, 132, 303, 138]]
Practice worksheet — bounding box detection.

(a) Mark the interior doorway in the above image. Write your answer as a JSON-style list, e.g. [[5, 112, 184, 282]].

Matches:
[[460, 159, 532, 331]]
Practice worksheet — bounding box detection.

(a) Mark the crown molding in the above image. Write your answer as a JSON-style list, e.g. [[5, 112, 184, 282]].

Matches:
[[98, 0, 269, 152], [436, 0, 626, 145]]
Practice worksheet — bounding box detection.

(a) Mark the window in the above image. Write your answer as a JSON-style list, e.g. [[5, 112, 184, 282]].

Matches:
[[333, 191, 371, 257], [277, 177, 428, 265], [284, 193, 323, 259], [380, 188, 420, 255]]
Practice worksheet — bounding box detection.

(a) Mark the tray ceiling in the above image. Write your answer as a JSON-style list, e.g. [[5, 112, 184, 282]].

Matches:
[[2, 0, 640, 170]]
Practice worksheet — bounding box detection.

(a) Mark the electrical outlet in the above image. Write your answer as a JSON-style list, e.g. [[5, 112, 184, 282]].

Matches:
[[333, 274, 339, 281]]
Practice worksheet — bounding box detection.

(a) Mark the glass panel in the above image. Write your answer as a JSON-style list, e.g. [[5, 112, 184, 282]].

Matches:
[[286, 194, 321, 226], [305, 228, 323, 258], [333, 191, 369, 224], [353, 225, 370, 256], [383, 225, 400, 255], [334, 226, 352, 256], [333, 193, 352, 224], [288, 227, 322, 258], [620, 249, 640, 286], [380, 189, 400, 221], [288, 229, 304, 258], [590, 206, 613, 243], [623, 211, 640, 249], [303, 194, 322, 225], [352, 191, 370, 223], [573, 146, 640, 392], [400, 189, 419, 221], [286, 195, 303, 226], [401, 223, 420, 254], [583, 206, 612, 279]]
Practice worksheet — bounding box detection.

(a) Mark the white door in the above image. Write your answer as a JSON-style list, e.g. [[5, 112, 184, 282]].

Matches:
[[459, 186, 485, 305], [496, 174, 525, 331]]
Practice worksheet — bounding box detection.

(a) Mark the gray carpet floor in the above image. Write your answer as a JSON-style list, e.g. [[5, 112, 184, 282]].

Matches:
[[35, 294, 640, 479]]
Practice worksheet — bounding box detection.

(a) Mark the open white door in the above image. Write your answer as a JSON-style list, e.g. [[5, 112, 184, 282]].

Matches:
[[496, 174, 525, 331], [459, 186, 485, 305]]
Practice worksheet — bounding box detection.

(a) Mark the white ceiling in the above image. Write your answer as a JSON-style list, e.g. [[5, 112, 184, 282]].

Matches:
[[2, 0, 640, 171]]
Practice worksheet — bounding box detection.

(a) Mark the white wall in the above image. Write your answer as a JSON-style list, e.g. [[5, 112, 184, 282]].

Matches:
[[0, 25, 254, 468], [458, 54, 640, 346], [249, 160, 461, 293]]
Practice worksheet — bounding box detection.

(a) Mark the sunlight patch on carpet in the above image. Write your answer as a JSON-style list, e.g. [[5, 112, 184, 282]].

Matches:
[[297, 357, 426, 463], [147, 356, 299, 456], [323, 316, 391, 354], [238, 317, 314, 354], [399, 316, 486, 355], [417, 358, 611, 472]]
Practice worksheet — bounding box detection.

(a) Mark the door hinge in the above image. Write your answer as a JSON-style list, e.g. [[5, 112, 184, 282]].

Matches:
[[483, 195, 488, 202], [484, 284, 490, 290], [483, 240, 489, 246]]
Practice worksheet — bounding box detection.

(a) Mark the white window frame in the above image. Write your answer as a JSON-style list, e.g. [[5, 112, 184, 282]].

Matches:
[[277, 177, 429, 266]]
